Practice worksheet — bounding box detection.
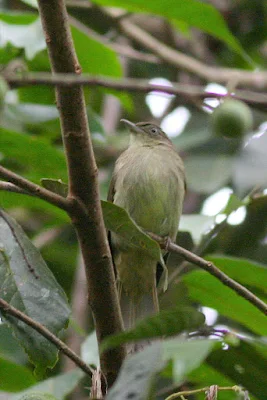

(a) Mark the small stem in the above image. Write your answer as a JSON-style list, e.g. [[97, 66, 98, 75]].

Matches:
[[165, 385, 243, 400], [149, 232, 267, 316], [0, 297, 93, 376], [5, 72, 267, 109], [0, 181, 32, 196], [0, 166, 69, 211]]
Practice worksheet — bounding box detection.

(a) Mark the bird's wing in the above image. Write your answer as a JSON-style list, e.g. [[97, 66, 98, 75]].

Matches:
[[107, 172, 116, 203], [107, 172, 118, 276]]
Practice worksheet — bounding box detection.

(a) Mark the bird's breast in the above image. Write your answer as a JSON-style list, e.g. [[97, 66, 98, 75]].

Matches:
[[113, 145, 185, 239]]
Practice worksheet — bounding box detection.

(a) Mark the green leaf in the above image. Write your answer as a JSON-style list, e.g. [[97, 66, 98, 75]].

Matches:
[[184, 154, 233, 194], [91, 0, 244, 55], [41, 179, 68, 198], [107, 338, 215, 399], [0, 210, 71, 376], [0, 357, 36, 392], [0, 128, 67, 182], [205, 255, 267, 293], [182, 270, 267, 336], [101, 306, 205, 352], [11, 369, 84, 400], [0, 324, 27, 364], [102, 200, 162, 262], [222, 193, 246, 215], [0, 12, 36, 25], [71, 26, 122, 77]]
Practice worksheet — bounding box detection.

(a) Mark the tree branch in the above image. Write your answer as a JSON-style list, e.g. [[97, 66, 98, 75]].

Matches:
[[149, 233, 267, 316], [0, 166, 69, 211], [0, 297, 93, 377], [103, 8, 267, 89], [68, 15, 159, 64], [5, 72, 267, 109], [37, 0, 125, 387], [165, 385, 246, 400]]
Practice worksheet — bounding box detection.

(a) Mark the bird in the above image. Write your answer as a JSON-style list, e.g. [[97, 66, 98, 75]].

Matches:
[[108, 119, 185, 329]]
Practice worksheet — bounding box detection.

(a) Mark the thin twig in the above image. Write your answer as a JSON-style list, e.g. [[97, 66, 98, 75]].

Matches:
[[103, 8, 267, 89], [5, 72, 267, 109], [149, 233, 267, 316], [0, 166, 70, 211], [0, 181, 32, 196], [0, 297, 94, 376], [68, 16, 159, 64], [165, 385, 244, 400]]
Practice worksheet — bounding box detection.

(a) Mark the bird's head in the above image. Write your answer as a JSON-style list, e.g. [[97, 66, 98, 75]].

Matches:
[[121, 119, 171, 147]]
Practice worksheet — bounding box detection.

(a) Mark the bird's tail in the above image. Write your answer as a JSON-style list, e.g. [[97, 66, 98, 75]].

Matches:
[[119, 283, 158, 330]]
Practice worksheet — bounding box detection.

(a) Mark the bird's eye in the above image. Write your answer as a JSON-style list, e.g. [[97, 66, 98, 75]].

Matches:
[[151, 128, 157, 134]]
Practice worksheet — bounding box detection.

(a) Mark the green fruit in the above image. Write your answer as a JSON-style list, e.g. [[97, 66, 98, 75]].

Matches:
[[19, 392, 58, 400], [211, 98, 253, 138], [0, 76, 9, 111]]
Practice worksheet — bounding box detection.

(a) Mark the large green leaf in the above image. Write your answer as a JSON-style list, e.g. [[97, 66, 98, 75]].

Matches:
[[0, 128, 67, 182], [0, 357, 36, 392], [0, 210, 71, 376], [11, 369, 84, 400], [71, 26, 122, 77], [0, 324, 27, 365], [182, 270, 267, 336], [0, 127, 68, 220], [101, 306, 205, 352], [91, 0, 243, 54]]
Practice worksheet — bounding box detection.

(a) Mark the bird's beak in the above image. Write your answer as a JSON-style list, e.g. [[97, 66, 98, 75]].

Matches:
[[120, 119, 143, 134]]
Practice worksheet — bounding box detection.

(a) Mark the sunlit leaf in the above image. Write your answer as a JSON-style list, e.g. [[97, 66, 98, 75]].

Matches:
[[91, 0, 244, 55], [205, 255, 267, 293], [182, 270, 267, 336]]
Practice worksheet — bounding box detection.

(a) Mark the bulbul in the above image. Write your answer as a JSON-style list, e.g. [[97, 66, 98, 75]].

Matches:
[[108, 120, 185, 328]]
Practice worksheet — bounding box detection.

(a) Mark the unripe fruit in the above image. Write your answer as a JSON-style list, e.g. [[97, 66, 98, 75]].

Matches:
[[211, 98, 253, 139], [0, 76, 9, 112], [19, 393, 58, 400]]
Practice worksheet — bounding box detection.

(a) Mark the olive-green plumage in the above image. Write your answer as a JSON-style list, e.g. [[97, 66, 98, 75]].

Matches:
[[108, 120, 185, 327]]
